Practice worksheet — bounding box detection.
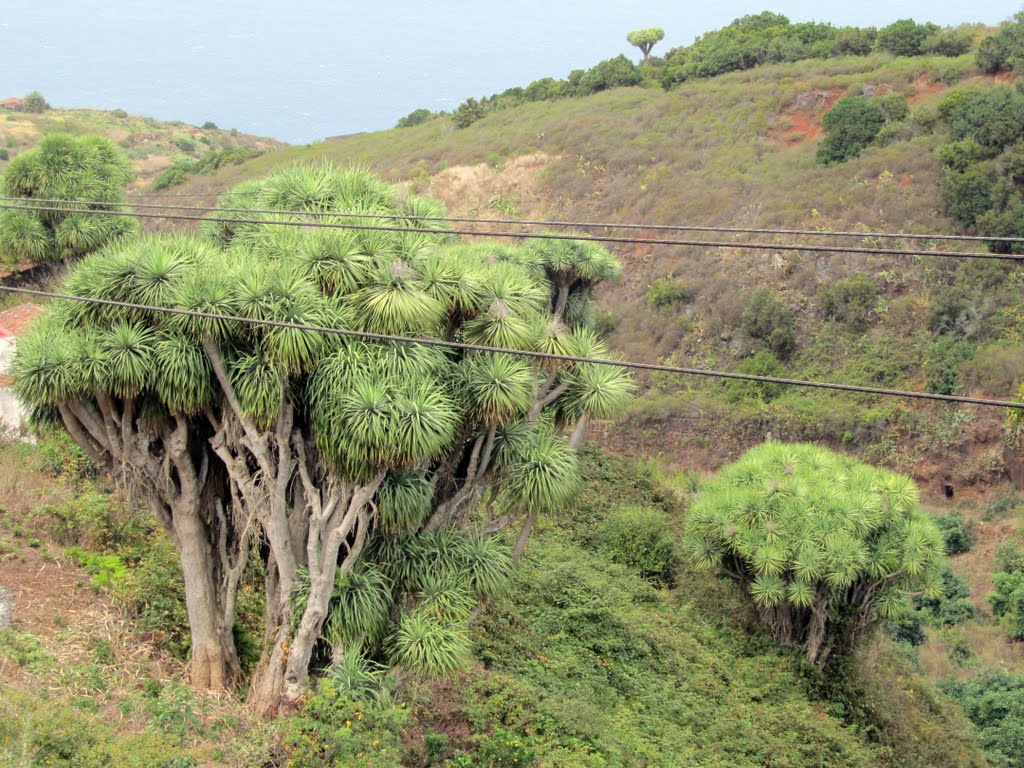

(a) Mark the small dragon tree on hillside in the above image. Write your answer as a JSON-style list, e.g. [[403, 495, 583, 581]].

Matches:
[[627, 28, 665, 64], [14, 166, 632, 713], [686, 443, 945, 666], [0, 134, 137, 264]]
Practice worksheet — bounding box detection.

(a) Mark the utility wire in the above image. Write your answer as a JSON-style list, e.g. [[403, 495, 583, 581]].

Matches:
[[2, 284, 1021, 411], [2, 202, 1021, 262], [48, 194, 1024, 245]]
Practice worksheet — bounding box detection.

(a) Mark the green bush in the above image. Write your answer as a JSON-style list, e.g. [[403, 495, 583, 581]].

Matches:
[[975, 11, 1024, 74], [816, 274, 877, 330], [924, 337, 976, 395], [877, 93, 910, 123], [742, 288, 796, 359], [646, 277, 692, 311], [940, 164, 996, 227], [913, 563, 976, 625], [114, 533, 190, 658], [961, 343, 1024, 395], [396, 108, 433, 128], [943, 671, 1024, 768], [875, 19, 938, 57], [922, 26, 977, 57], [990, 571, 1024, 640], [934, 510, 974, 554], [275, 680, 408, 768], [22, 90, 50, 113], [453, 98, 487, 129], [817, 95, 887, 165], [597, 505, 678, 585], [110, 108, 128, 119], [576, 54, 643, 96], [67, 547, 128, 590], [726, 350, 788, 402]]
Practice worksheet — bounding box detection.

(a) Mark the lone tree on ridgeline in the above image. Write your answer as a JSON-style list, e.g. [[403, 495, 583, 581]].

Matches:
[[0, 134, 137, 264], [686, 442, 945, 666], [627, 27, 665, 64], [13, 165, 632, 713]]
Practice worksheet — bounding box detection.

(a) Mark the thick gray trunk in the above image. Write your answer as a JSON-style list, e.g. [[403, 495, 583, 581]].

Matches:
[[173, 500, 241, 692]]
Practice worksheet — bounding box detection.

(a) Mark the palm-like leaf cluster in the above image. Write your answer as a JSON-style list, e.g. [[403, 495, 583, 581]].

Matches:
[[13, 164, 631, 693], [0, 134, 137, 263], [686, 442, 945, 664]]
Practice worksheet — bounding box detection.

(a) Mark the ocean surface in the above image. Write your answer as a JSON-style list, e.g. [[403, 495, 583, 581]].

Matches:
[[2, 0, 1019, 144]]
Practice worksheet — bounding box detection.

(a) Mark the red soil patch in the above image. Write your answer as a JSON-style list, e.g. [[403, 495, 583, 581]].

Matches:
[[767, 87, 844, 146], [995, 70, 1017, 83], [908, 75, 947, 106], [898, 172, 913, 188]]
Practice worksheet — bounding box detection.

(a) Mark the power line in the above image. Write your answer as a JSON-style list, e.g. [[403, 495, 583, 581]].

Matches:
[[2, 202, 1021, 262], [66, 193, 1024, 245], [2, 284, 1021, 411]]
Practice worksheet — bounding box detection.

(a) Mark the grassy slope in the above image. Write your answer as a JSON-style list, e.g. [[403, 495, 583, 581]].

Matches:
[[0, 107, 283, 190], [0, 437, 991, 767]]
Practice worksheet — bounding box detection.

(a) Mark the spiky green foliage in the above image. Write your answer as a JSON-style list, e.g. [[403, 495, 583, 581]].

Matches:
[[687, 442, 945, 666], [0, 134, 136, 264], [388, 612, 472, 678], [13, 164, 628, 698]]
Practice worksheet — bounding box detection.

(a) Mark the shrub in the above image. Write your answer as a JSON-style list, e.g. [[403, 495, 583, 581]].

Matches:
[[914, 563, 976, 625], [276, 680, 409, 768], [151, 157, 198, 191], [67, 547, 128, 590], [997, 539, 1024, 574], [396, 108, 433, 128], [597, 505, 678, 585], [646, 277, 692, 311], [22, 90, 50, 113], [878, 93, 910, 123], [576, 54, 643, 96], [201, 121, 218, 130], [938, 138, 985, 172], [115, 533, 190, 658], [934, 510, 973, 554], [726, 351, 788, 402], [991, 571, 1024, 640], [816, 274, 877, 330], [924, 337, 976, 395], [817, 95, 887, 165], [942, 671, 1024, 768], [961, 343, 1024, 394], [742, 287, 796, 359], [941, 86, 1024, 152], [875, 19, 937, 57], [110, 108, 128, 119], [453, 98, 487, 129], [940, 165, 996, 227], [921, 26, 976, 57], [975, 11, 1024, 74], [885, 611, 928, 646]]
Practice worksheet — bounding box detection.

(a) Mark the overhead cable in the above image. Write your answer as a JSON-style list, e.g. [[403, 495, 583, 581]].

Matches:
[[1, 202, 1020, 262], [2, 285, 1021, 411]]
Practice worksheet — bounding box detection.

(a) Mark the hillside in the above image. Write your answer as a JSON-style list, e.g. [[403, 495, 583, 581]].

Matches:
[[0, 104, 284, 190], [3, 22, 1024, 768], [172, 52, 1022, 485], [0, 436, 992, 767]]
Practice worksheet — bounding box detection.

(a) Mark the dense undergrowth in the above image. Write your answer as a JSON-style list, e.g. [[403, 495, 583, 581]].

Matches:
[[0, 435, 1008, 767]]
